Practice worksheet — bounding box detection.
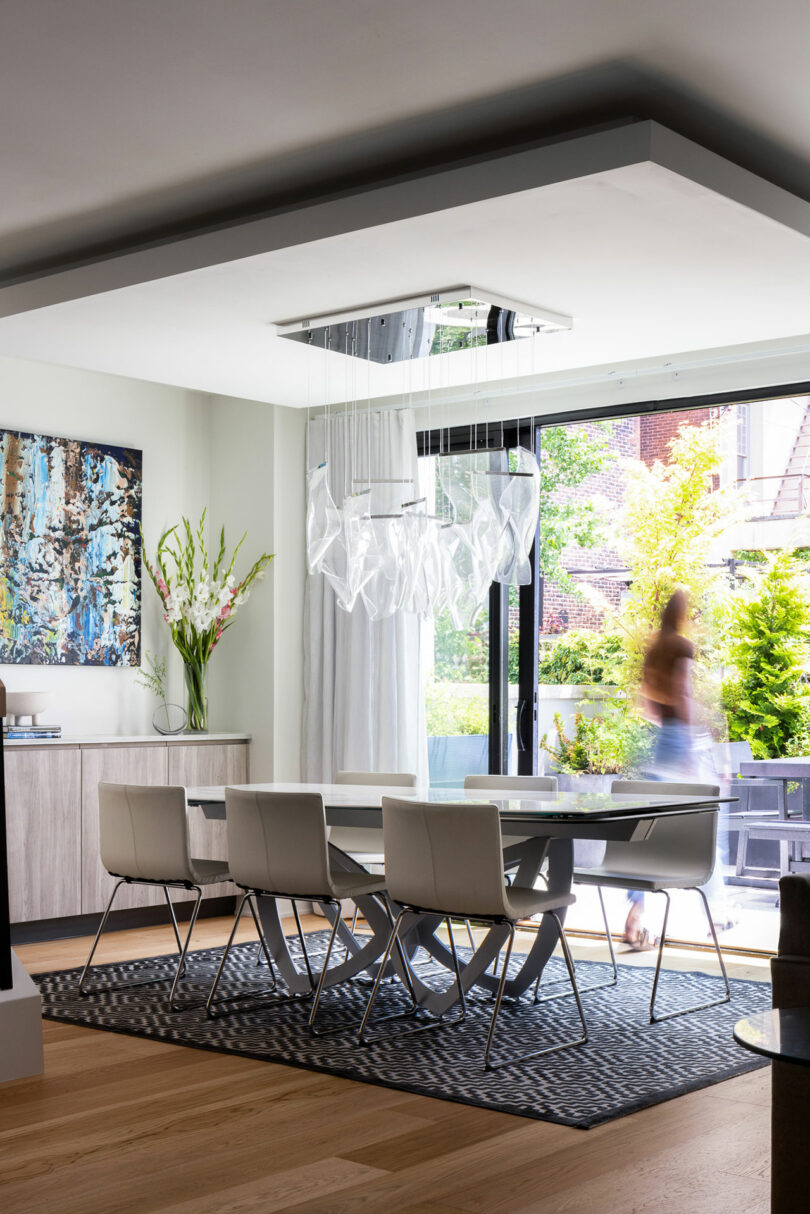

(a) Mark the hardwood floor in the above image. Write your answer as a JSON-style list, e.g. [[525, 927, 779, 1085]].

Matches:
[[1, 916, 771, 1214]]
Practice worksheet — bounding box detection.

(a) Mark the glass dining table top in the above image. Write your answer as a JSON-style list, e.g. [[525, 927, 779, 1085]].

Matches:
[[187, 781, 731, 821]]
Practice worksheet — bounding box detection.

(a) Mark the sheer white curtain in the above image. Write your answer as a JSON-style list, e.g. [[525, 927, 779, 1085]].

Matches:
[[303, 408, 428, 783]]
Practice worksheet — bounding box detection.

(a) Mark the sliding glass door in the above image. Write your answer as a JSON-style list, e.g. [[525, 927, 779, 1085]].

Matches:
[[421, 389, 810, 954], [418, 422, 538, 785]]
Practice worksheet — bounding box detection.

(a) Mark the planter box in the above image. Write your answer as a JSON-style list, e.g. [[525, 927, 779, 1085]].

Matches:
[[555, 771, 616, 795], [428, 734, 488, 788], [538, 684, 617, 773]]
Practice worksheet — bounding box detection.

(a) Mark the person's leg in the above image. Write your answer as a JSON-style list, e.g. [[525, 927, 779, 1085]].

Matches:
[[624, 889, 647, 944]]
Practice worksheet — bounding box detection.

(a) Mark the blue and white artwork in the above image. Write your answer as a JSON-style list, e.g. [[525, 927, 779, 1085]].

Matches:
[[0, 428, 142, 665]]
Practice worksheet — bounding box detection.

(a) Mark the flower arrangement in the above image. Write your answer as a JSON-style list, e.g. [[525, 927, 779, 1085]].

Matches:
[[142, 512, 273, 731]]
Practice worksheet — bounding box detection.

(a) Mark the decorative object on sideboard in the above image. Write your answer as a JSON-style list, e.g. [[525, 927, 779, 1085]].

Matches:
[[136, 652, 187, 735], [141, 512, 273, 733], [0, 427, 142, 666], [2, 691, 62, 739]]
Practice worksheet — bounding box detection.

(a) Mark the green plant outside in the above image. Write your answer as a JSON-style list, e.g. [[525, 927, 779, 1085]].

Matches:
[[541, 708, 654, 775], [722, 552, 810, 758], [537, 630, 624, 685], [425, 682, 489, 737]]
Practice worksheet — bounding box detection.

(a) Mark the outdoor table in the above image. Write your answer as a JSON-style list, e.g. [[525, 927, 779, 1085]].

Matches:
[[739, 757, 810, 873], [188, 782, 730, 1017], [739, 757, 810, 819]]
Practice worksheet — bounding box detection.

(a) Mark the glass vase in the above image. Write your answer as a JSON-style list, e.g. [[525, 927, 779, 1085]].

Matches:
[[183, 659, 209, 732]]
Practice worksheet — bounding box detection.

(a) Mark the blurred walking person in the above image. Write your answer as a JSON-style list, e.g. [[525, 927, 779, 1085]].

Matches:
[[623, 590, 695, 947]]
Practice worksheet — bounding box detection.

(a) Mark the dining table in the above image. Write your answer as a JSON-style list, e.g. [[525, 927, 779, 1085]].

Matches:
[[187, 782, 731, 1017]]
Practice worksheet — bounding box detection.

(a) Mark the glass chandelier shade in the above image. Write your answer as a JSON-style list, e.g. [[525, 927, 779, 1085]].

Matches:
[[306, 439, 540, 624]]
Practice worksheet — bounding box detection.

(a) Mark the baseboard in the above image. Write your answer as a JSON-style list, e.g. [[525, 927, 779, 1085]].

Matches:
[[10, 896, 239, 946]]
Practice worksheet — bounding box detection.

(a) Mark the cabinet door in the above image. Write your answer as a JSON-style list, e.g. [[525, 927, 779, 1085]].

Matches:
[[81, 745, 169, 913], [5, 747, 82, 922], [168, 743, 248, 899]]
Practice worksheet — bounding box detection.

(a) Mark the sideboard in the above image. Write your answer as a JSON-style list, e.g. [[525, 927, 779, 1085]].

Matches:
[[4, 734, 250, 924]]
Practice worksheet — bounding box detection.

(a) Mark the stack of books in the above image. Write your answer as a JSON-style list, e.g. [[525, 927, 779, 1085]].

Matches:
[[2, 722, 62, 740]]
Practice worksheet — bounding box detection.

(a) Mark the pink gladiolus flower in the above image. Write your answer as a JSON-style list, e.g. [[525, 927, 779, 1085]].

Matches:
[[220, 605, 231, 619]]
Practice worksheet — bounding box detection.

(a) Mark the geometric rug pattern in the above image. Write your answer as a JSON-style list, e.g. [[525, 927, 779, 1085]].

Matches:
[[35, 932, 770, 1129]]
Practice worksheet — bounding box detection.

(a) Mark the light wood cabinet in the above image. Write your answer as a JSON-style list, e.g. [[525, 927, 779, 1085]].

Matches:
[[5, 747, 82, 921], [168, 743, 248, 900], [4, 735, 249, 925]]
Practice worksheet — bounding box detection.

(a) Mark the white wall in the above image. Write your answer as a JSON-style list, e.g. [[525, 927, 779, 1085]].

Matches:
[[206, 395, 306, 781], [0, 357, 309, 778], [0, 354, 212, 735]]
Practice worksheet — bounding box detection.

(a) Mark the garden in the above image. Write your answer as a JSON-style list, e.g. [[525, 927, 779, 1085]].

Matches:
[[425, 412, 810, 784]]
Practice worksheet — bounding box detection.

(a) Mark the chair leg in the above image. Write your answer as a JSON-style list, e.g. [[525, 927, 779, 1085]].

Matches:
[[206, 891, 251, 1016], [344, 902, 361, 963], [465, 919, 476, 954], [484, 924, 516, 1069], [358, 908, 408, 1044], [533, 884, 618, 1003], [308, 900, 345, 1034], [486, 915, 588, 1071], [78, 879, 125, 994], [648, 888, 731, 1023], [292, 901, 315, 988], [164, 885, 184, 956], [167, 887, 203, 1010], [246, 895, 276, 984]]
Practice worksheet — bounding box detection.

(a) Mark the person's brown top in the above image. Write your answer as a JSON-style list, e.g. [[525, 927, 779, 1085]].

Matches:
[[641, 632, 694, 722]]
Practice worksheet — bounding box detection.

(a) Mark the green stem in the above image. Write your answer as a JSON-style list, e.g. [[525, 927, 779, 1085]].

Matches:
[[183, 658, 208, 732]]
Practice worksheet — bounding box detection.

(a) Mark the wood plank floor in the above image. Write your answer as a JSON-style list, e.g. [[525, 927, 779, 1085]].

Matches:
[[1, 916, 771, 1214]]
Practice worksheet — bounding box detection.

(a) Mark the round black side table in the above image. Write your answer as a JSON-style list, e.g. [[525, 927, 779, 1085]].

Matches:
[[735, 1007, 810, 1213]]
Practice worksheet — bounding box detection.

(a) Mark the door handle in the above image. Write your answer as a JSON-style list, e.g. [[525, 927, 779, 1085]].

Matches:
[[516, 699, 529, 751]]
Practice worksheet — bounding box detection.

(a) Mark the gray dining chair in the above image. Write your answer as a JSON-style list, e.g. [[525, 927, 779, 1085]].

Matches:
[[464, 774, 559, 949], [206, 787, 387, 1032], [359, 796, 587, 1070], [330, 769, 416, 856], [79, 783, 232, 1009], [463, 774, 558, 792], [571, 779, 730, 1022], [331, 771, 417, 951]]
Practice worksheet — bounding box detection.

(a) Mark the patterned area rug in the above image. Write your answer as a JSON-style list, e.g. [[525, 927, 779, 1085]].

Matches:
[[35, 933, 770, 1129]]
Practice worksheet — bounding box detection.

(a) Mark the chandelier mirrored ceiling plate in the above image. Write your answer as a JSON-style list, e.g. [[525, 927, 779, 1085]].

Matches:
[[288, 288, 572, 622]]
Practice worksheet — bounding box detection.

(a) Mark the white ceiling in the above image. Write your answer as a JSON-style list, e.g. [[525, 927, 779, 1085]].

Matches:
[[1, 161, 809, 407], [2, 0, 810, 265], [2, 1, 810, 404]]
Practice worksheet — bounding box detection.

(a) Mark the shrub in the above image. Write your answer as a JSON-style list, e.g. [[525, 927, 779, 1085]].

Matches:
[[541, 708, 654, 775], [425, 682, 489, 736], [722, 552, 810, 758], [537, 630, 624, 685]]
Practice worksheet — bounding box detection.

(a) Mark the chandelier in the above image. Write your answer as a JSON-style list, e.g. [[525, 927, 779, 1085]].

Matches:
[[306, 444, 539, 624], [290, 287, 563, 622]]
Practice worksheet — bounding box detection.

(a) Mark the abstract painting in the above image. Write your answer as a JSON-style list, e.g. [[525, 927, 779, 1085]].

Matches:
[[0, 428, 142, 665]]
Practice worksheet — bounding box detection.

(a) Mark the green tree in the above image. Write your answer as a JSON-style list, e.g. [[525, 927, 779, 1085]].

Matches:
[[578, 420, 740, 689], [723, 552, 810, 757], [537, 425, 608, 590]]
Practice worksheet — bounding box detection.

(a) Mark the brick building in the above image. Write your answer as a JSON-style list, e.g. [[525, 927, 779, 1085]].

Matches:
[[540, 406, 718, 633]]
